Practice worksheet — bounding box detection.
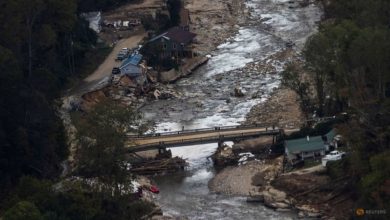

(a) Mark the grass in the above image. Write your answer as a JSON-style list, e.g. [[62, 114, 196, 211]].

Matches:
[[302, 159, 321, 169]]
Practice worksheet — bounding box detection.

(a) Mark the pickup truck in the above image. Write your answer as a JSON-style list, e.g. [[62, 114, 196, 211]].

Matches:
[[322, 150, 346, 166]]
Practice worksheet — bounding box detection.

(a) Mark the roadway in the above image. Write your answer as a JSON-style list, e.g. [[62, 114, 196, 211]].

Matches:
[[126, 126, 283, 151]]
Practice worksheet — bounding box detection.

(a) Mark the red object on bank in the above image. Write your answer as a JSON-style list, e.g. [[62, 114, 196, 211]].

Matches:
[[149, 185, 160, 194]]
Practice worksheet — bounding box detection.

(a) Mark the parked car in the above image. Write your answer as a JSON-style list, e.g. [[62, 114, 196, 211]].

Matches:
[[322, 150, 346, 166], [112, 67, 120, 74], [149, 185, 159, 194], [115, 48, 129, 61]]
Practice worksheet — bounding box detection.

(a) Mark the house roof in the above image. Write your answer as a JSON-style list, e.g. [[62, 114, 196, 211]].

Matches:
[[149, 27, 196, 45], [285, 129, 336, 154], [120, 65, 142, 77], [120, 54, 143, 69], [286, 136, 324, 154]]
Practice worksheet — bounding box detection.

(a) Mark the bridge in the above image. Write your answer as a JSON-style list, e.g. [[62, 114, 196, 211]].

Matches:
[[126, 124, 284, 152]]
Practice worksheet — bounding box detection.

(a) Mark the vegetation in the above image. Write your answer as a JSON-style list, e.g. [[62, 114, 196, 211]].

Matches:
[[0, 0, 97, 201], [282, 0, 390, 213], [0, 0, 154, 218], [2, 176, 154, 220], [74, 100, 147, 196], [77, 0, 141, 12], [167, 0, 182, 26]]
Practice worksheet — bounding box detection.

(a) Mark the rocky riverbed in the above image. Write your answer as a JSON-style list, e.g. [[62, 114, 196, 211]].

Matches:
[[60, 0, 326, 219], [143, 0, 324, 219]]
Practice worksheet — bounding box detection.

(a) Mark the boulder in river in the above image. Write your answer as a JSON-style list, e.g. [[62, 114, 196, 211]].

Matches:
[[232, 86, 245, 97]]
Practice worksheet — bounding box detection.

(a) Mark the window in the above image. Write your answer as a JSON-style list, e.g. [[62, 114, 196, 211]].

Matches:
[[163, 44, 167, 50], [173, 43, 176, 49]]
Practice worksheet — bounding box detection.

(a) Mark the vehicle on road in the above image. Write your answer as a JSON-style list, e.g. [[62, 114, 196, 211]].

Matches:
[[115, 48, 129, 61], [112, 67, 120, 74]]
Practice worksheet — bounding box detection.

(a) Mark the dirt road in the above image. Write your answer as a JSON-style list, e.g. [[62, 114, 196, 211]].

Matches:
[[67, 33, 146, 96], [84, 33, 146, 83]]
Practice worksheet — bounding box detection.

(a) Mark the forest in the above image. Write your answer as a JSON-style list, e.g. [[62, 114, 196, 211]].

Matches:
[[292, 0, 390, 212], [0, 0, 155, 219], [0, 0, 389, 219]]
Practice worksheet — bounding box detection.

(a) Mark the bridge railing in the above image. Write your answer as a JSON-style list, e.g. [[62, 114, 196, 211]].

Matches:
[[126, 123, 275, 139], [126, 129, 281, 150]]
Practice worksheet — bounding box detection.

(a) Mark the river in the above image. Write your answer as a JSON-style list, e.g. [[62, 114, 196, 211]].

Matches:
[[140, 0, 322, 219]]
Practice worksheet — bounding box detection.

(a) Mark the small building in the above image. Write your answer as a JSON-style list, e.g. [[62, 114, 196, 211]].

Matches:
[[120, 54, 143, 77], [119, 54, 147, 86], [285, 130, 337, 163], [148, 26, 196, 59]]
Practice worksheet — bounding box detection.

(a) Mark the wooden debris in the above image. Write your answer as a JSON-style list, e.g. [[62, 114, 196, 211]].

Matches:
[[130, 157, 187, 175]]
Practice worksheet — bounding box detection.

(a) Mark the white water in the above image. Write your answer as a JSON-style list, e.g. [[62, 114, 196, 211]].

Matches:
[[141, 0, 322, 218]]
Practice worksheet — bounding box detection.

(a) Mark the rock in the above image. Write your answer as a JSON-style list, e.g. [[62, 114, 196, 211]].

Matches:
[[268, 187, 287, 201], [273, 202, 290, 209], [251, 172, 266, 186], [233, 87, 245, 97], [246, 195, 264, 203], [215, 75, 223, 81], [296, 204, 322, 218], [62, 96, 81, 111]]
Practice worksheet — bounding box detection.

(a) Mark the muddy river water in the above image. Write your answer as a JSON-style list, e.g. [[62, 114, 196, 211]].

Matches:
[[140, 0, 322, 219]]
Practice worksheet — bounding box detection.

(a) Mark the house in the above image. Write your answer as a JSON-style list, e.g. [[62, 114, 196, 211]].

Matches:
[[119, 54, 147, 86], [148, 26, 196, 59], [285, 129, 337, 163]]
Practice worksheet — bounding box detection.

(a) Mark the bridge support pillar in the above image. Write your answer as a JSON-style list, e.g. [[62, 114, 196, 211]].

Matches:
[[157, 147, 172, 159], [218, 141, 224, 148]]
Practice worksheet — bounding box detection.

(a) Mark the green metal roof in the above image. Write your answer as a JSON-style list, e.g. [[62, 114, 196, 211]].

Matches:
[[326, 129, 336, 140], [285, 129, 335, 154]]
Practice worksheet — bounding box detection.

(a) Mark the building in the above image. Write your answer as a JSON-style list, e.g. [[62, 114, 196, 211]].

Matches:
[[148, 26, 196, 59], [285, 129, 337, 163], [119, 54, 147, 86], [120, 54, 143, 77]]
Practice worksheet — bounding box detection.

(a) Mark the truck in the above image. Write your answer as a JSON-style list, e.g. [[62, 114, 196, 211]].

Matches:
[[322, 150, 346, 166]]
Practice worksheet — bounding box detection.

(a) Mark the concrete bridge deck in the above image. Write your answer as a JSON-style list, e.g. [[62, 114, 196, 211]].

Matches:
[[126, 125, 283, 152]]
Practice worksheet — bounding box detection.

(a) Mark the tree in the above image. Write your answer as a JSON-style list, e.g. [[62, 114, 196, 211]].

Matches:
[[304, 21, 360, 115], [75, 100, 146, 196], [167, 0, 181, 26], [282, 62, 312, 118], [3, 201, 43, 220]]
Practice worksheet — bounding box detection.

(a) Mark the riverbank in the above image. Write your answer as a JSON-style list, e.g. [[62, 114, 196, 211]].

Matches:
[[185, 0, 248, 54]]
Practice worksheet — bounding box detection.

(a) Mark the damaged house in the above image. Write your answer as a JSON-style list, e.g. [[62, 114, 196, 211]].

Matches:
[[118, 54, 147, 87]]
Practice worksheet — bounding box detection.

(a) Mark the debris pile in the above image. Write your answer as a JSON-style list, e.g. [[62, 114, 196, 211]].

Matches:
[[130, 157, 187, 175], [210, 144, 238, 167]]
